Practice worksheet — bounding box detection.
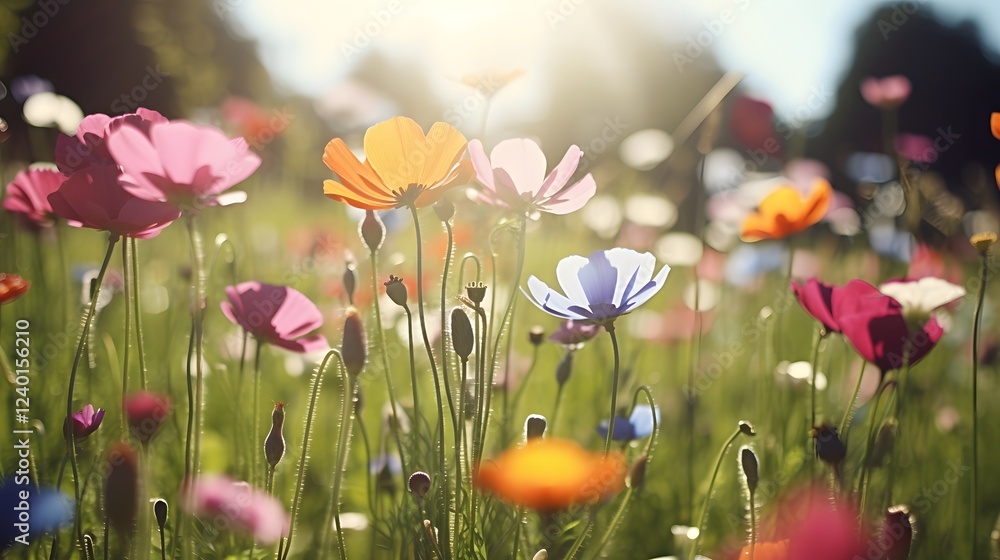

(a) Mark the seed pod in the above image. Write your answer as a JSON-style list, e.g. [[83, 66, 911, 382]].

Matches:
[[532, 550, 548, 560], [264, 402, 286, 469], [466, 282, 487, 305], [384, 275, 408, 307], [881, 505, 913, 560], [360, 210, 385, 252], [740, 447, 759, 493], [341, 307, 367, 377], [811, 423, 846, 466], [524, 414, 547, 440], [529, 326, 545, 346], [408, 471, 431, 499], [627, 454, 648, 489], [451, 308, 475, 361], [738, 421, 756, 437], [105, 442, 140, 538], [342, 263, 357, 304], [153, 499, 168, 531], [971, 232, 998, 255], [433, 198, 455, 222], [555, 350, 573, 386]]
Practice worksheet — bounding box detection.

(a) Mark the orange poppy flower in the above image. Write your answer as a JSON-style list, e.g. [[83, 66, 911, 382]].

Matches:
[[739, 540, 790, 559], [322, 116, 472, 210], [990, 112, 1000, 140], [0, 273, 29, 304], [474, 438, 626, 512], [739, 179, 832, 242]]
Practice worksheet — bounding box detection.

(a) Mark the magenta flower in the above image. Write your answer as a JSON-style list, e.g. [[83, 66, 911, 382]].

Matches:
[[55, 109, 166, 174], [834, 280, 943, 375], [63, 404, 105, 441], [47, 165, 181, 239], [220, 281, 329, 353], [790, 278, 843, 334], [896, 133, 935, 163], [106, 120, 261, 211], [3, 167, 66, 230], [468, 138, 596, 215], [180, 475, 289, 545], [860, 75, 911, 110], [125, 391, 172, 445], [548, 319, 601, 346]]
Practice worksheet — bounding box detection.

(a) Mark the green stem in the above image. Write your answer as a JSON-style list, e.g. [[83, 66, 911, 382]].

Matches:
[[130, 237, 148, 389], [182, 213, 207, 560], [403, 305, 422, 448], [839, 361, 867, 439], [441, 220, 458, 432], [329, 367, 357, 558], [252, 340, 263, 487], [749, 488, 757, 560], [689, 425, 747, 560], [67, 235, 118, 556], [858, 380, 892, 520], [808, 327, 822, 479], [603, 324, 622, 455], [279, 350, 339, 560], [506, 344, 540, 443], [121, 239, 132, 438], [972, 253, 989, 555]]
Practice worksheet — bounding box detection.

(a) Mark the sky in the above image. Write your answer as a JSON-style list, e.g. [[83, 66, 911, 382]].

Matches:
[[223, 0, 1000, 123]]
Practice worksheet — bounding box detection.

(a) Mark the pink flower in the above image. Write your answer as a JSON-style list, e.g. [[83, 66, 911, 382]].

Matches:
[[860, 75, 911, 110], [125, 391, 172, 444], [106, 120, 261, 211], [790, 277, 843, 334], [548, 319, 601, 346], [834, 280, 943, 376], [729, 95, 777, 153], [468, 138, 596, 215], [3, 167, 66, 230], [47, 165, 181, 239], [63, 404, 105, 441], [181, 475, 289, 545], [55, 109, 167, 174], [895, 133, 935, 162], [220, 281, 329, 353]]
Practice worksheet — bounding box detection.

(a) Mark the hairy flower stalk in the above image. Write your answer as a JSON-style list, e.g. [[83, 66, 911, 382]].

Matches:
[[689, 422, 755, 560], [264, 402, 286, 494], [970, 231, 994, 553]]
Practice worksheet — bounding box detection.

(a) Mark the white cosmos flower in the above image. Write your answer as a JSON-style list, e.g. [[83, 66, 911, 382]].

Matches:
[[879, 277, 965, 318]]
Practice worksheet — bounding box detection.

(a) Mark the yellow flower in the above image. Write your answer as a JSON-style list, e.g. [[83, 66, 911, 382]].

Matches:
[[474, 438, 626, 512], [323, 116, 472, 210], [740, 179, 832, 242]]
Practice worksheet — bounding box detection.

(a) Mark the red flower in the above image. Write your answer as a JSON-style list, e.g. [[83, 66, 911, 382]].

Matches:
[[0, 273, 30, 304], [125, 391, 172, 444]]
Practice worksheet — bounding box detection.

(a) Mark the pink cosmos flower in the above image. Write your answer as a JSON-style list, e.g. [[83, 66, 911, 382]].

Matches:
[[3, 167, 66, 230], [55, 108, 167, 174], [790, 277, 843, 334], [106, 120, 261, 211], [860, 75, 911, 110], [468, 138, 596, 216], [220, 281, 329, 353], [181, 475, 289, 545], [63, 404, 105, 441], [834, 280, 943, 376], [125, 391, 172, 444], [47, 165, 181, 239]]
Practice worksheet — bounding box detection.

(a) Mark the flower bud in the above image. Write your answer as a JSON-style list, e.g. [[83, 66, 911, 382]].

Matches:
[[555, 350, 573, 386], [451, 308, 475, 361], [740, 446, 759, 493], [408, 471, 431, 499], [738, 421, 756, 437], [153, 499, 168, 531], [532, 550, 548, 560], [342, 263, 357, 304], [881, 505, 913, 560], [529, 326, 545, 346], [0, 273, 30, 304], [264, 402, 286, 469], [627, 454, 647, 489], [105, 442, 139, 537], [433, 198, 455, 222], [811, 423, 846, 466], [524, 414, 547, 440], [384, 275, 408, 307], [125, 391, 171, 445], [971, 232, 997, 255], [466, 282, 487, 305], [341, 307, 367, 377], [360, 210, 385, 253]]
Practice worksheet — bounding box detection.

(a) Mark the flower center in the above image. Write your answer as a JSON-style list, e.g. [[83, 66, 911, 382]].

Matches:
[[393, 184, 426, 207]]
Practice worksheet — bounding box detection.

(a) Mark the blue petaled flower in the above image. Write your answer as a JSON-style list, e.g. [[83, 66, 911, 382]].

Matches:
[[524, 248, 670, 326], [596, 405, 660, 441], [0, 478, 73, 549]]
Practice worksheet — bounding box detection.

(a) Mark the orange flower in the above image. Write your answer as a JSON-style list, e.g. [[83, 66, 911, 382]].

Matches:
[[0, 273, 29, 304], [474, 438, 626, 512], [739, 540, 790, 559], [739, 179, 832, 242], [991, 112, 1000, 140], [322, 116, 472, 210]]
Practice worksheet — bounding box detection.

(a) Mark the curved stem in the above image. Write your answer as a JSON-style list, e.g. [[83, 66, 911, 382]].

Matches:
[[130, 237, 148, 389], [972, 252, 989, 554], [67, 235, 118, 556], [441, 220, 458, 431], [280, 350, 339, 560], [603, 325, 622, 455], [689, 425, 746, 560], [858, 380, 892, 520], [329, 366, 357, 558], [368, 248, 408, 478]]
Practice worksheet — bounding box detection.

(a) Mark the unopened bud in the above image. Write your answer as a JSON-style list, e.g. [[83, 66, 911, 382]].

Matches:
[[529, 326, 545, 346], [360, 210, 385, 253], [433, 198, 455, 222], [532, 550, 548, 560], [555, 351, 573, 386], [738, 421, 756, 437], [408, 471, 431, 499], [627, 454, 648, 489], [740, 447, 759, 493], [881, 505, 913, 560], [342, 263, 357, 304], [264, 402, 286, 468], [811, 423, 846, 466], [153, 499, 168, 530], [105, 442, 140, 537], [451, 308, 475, 361], [341, 307, 367, 377], [971, 232, 997, 255], [466, 282, 487, 304], [524, 414, 547, 440], [384, 275, 408, 307]]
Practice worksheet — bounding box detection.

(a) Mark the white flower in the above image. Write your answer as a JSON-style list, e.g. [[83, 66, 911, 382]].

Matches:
[[879, 277, 965, 319]]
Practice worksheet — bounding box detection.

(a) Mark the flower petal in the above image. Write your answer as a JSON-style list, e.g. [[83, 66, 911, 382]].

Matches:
[[489, 138, 547, 197]]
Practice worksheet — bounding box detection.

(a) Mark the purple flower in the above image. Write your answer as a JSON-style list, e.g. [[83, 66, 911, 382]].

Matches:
[[220, 282, 329, 353], [524, 248, 670, 326], [596, 404, 659, 441], [548, 320, 601, 346], [63, 404, 105, 441], [468, 138, 596, 216]]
